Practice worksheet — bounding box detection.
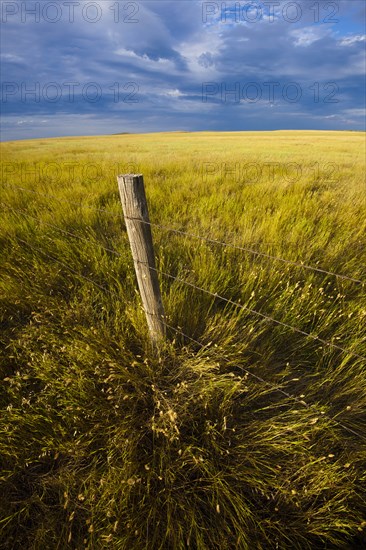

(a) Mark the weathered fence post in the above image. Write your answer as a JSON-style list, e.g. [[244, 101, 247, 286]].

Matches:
[[117, 174, 165, 346]]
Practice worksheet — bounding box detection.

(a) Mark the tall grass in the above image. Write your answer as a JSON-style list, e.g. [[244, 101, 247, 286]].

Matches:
[[1, 131, 365, 548]]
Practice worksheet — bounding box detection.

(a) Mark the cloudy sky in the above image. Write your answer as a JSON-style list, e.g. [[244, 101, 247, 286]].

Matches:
[[1, 0, 365, 140]]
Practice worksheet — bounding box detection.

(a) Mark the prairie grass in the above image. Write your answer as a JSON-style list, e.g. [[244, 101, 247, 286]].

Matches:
[[0, 131, 365, 549]]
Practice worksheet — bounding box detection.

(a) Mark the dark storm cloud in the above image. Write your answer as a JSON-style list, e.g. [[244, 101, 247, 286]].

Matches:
[[1, 0, 365, 139]]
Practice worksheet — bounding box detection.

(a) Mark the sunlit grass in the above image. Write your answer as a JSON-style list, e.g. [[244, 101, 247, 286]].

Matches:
[[1, 131, 365, 549]]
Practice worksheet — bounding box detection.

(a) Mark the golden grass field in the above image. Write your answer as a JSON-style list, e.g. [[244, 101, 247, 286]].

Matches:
[[1, 131, 366, 549]]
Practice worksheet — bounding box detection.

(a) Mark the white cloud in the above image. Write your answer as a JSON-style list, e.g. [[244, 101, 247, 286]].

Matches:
[[290, 26, 332, 47], [114, 48, 177, 73], [340, 35, 366, 46], [164, 89, 184, 98], [178, 29, 222, 79], [342, 108, 366, 117], [16, 119, 34, 125], [1, 53, 24, 63]]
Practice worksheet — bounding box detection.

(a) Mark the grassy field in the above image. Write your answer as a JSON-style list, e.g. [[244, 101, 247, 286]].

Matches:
[[1, 130, 365, 549]]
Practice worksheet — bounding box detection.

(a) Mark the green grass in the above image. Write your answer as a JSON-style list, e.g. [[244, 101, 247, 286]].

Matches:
[[0, 131, 366, 549]]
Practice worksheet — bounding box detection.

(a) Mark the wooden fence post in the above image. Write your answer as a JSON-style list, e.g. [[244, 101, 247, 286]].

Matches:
[[117, 174, 166, 346]]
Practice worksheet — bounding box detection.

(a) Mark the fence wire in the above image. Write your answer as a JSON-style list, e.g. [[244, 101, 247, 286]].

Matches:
[[135, 260, 366, 361], [2, 183, 364, 285], [3, 200, 365, 362], [125, 216, 365, 285], [10, 235, 366, 443]]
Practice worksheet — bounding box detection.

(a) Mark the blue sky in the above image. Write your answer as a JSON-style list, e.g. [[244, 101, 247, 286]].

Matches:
[[1, 0, 365, 140]]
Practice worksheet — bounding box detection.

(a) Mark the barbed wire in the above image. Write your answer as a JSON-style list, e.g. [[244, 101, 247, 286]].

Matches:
[[3, 196, 365, 359], [136, 260, 366, 362], [2, 182, 364, 284], [3, 201, 365, 360], [4, 202, 364, 341], [162, 322, 366, 441], [125, 216, 365, 285], [11, 236, 366, 442], [1, 183, 286, 248]]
